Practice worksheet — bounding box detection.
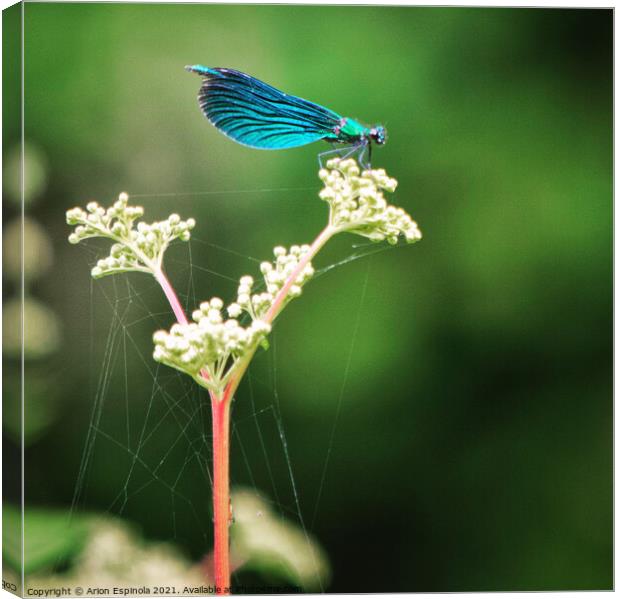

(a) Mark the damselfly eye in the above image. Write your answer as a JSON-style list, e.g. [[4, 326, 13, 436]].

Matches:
[[371, 126, 386, 145]]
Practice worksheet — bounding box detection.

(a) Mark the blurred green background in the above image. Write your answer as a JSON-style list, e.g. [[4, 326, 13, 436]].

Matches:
[[3, 4, 612, 593]]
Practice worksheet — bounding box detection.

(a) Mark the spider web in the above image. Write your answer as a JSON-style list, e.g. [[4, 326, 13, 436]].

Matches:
[[68, 187, 405, 589]]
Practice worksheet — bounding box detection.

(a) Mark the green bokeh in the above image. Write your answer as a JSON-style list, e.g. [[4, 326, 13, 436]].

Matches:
[[5, 4, 611, 592]]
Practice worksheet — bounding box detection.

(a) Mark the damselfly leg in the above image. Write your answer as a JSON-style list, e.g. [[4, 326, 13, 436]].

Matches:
[[355, 142, 371, 170], [318, 145, 349, 168], [318, 140, 370, 169]]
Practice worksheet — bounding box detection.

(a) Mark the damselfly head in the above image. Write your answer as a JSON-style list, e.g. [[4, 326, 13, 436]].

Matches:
[[370, 126, 387, 145]]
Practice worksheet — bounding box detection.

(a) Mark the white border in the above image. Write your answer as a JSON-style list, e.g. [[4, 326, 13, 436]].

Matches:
[[0, 2, 614, 599]]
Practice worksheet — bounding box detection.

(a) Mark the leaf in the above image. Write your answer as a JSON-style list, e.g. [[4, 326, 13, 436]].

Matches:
[[3, 504, 92, 574], [230, 488, 330, 591]]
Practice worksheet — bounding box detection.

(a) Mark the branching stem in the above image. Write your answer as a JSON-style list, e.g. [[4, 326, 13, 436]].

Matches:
[[207, 223, 336, 595], [67, 159, 421, 597], [265, 224, 336, 324], [153, 268, 189, 326], [154, 268, 213, 385]]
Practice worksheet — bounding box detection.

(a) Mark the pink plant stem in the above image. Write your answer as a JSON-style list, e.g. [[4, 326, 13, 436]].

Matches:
[[154, 267, 231, 592], [155, 225, 336, 596], [265, 224, 335, 324], [154, 268, 210, 382], [211, 388, 231, 594], [205, 225, 336, 594], [154, 269, 189, 325]]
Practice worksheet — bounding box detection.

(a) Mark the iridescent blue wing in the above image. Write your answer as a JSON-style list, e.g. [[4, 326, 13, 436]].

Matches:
[[186, 66, 342, 150]]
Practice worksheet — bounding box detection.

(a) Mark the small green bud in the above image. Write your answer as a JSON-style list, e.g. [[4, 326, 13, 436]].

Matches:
[[227, 303, 242, 318]]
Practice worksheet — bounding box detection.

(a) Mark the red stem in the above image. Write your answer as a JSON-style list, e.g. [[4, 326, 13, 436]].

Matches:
[[211, 391, 231, 594], [154, 267, 230, 592], [153, 225, 335, 595]]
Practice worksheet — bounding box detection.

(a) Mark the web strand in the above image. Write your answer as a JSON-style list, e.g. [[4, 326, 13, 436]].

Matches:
[[311, 259, 371, 529], [71, 211, 399, 587]]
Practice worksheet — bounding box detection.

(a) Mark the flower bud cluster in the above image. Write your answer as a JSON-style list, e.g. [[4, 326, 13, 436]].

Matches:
[[66, 193, 196, 277], [151, 244, 316, 386], [232, 245, 315, 320], [152, 297, 271, 385], [318, 159, 422, 245]]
